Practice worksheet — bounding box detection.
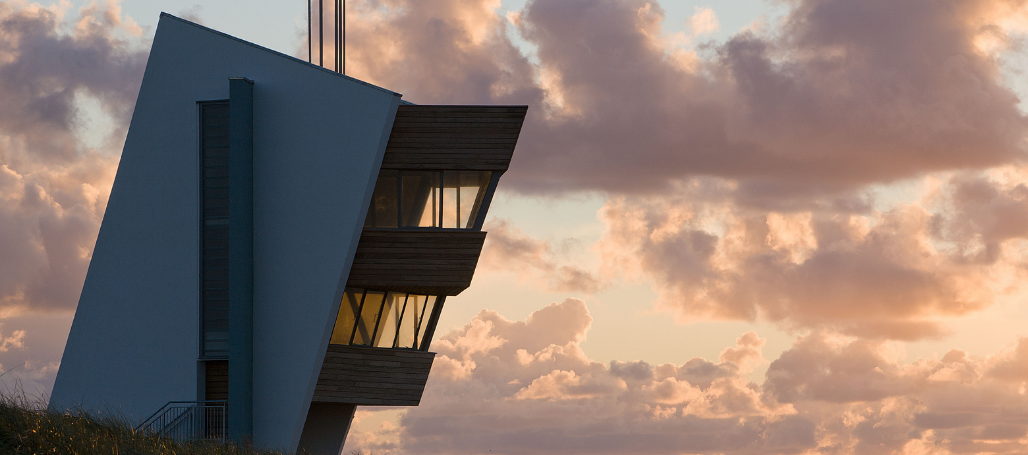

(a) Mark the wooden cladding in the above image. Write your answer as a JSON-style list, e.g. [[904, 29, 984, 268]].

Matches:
[[346, 229, 487, 296], [204, 360, 228, 401], [313, 344, 435, 406], [382, 105, 528, 171]]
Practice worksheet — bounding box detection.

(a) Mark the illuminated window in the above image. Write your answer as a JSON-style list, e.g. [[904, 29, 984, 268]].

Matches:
[[365, 170, 493, 230], [329, 288, 442, 350]]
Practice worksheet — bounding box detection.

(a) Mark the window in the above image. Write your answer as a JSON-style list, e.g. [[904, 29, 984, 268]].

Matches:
[[365, 170, 493, 230], [330, 288, 441, 350], [365, 170, 398, 228], [200, 100, 230, 359]]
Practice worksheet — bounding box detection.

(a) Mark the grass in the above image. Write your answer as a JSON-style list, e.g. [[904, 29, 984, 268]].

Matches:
[[0, 393, 288, 455]]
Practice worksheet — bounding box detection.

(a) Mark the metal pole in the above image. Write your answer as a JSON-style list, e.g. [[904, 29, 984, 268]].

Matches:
[[307, 0, 311, 63], [335, 0, 339, 71], [318, 0, 324, 67], [336, 0, 342, 72], [332, 0, 337, 72], [345, 0, 349, 74]]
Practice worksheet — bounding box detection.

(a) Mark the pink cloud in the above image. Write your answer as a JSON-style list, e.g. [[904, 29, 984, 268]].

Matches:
[[478, 218, 602, 294], [345, 300, 1028, 455], [0, 1, 143, 315], [595, 191, 1010, 339], [340, 0, 1028, 197]]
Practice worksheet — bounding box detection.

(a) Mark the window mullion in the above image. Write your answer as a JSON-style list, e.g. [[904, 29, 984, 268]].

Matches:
[[395, 293, 410, 348], [369, 292, 387, 346], [348, 290, 367, 344]]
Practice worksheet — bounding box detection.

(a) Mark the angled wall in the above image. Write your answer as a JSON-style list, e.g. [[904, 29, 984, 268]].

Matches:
[[50, 14, 400, 451]]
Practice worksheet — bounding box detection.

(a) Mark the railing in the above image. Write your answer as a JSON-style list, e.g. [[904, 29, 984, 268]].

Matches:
[[136, 401, 226, 443]]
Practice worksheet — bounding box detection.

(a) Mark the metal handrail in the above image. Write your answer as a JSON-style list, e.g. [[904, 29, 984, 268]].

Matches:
[[136, 400, 226, 443]]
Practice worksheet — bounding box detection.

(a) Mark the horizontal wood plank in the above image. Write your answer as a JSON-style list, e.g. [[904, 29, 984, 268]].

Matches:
[[313, 345, 436, 406], [346, 229, 487, 296], [382, 105, 527, 171]]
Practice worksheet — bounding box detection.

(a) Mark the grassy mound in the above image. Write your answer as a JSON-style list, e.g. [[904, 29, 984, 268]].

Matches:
[[0, 395, 286, 455]]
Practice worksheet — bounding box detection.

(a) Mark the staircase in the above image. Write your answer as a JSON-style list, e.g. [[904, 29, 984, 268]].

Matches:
[[136, 401, 226, 442]]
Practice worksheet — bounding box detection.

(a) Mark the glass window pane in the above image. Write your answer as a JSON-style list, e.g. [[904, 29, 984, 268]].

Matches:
[[331, 289, 363, 344], [458, 171, 491, 228], [415, 296, 439, 349], [353, 291, 386, 346], [400, 171, 439, 227], [375, 293, 404, 348], [442, 172, 459, 228], [366, 170, 398, 228], [396, 294, 421, 348]]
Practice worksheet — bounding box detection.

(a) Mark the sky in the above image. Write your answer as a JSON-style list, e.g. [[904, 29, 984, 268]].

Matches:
[[4, 0, 1028, 453]]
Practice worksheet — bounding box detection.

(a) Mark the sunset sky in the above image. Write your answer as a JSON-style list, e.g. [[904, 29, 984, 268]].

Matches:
[[4, 0, 1028, 453]]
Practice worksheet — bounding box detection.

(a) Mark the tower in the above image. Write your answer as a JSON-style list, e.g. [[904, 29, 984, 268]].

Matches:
[[49, 14, 526, 454]]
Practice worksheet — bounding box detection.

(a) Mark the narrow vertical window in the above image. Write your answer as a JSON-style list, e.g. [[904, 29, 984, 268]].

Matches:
[[352, 291, 386, 346], [415, 296, 439, 349], [399, 171, 439, 228], [374, 293, 405, 348], [200, 101, 230, 358], [365, 170, 398, 228], [330, 289, 363, 344], [396, 294, 420, 348]]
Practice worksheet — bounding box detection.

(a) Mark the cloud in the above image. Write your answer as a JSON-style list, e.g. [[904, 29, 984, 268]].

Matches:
[[592, 184, 1028, 340], [176, 5, 204, 25], [299, 0, 1028, 340], [331, 0, 539, 106], [347, 299, 808, 455], [765, 332, 1028, 454], [344, 300, 1028, 455], [0, 325, 26, 352], [689, 6, 719, 37], [0, 0, 146, 315], [340, 0, 1028, 197], [479, 218, 602, 294], [931, 172, 1028, 264]]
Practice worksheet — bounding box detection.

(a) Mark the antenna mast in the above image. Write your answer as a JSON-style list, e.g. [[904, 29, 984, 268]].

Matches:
[[308, 0, 345, 75]]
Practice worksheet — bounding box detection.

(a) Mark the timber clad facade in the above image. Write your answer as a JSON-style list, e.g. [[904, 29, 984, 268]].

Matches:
[[383, 105, 528, 171], [314, 345, 436, 406], [346, 229, 487, 296], [317, 103, 527, 411], [50, 14, 527, 455]]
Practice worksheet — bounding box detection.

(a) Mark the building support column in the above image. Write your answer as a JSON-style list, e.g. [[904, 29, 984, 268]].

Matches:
[[228, 76, 254, 441], [297, 403, 357, 455]]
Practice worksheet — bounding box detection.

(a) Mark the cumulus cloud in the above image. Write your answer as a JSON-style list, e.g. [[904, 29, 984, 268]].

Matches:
[[329, 0, 539, 106], [340, 0, 1028, 196], [0, 0, 146, 314], [688, 6, 719, 37], [595, 190, 1013, 339], [0, 325, 26, 352], [344, 300, 1028, 455], [765, 332, 1028, 454], [333, 0, 1028, 341], [479, 218, 602, 293], [349, 299, 806, 455], [931, 172, 1028, 264]]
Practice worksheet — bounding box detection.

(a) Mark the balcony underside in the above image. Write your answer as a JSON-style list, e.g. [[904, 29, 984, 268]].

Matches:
[[312, 344, 435, 406], [346, 229, 487, 296], [382, 105, 528, 172]]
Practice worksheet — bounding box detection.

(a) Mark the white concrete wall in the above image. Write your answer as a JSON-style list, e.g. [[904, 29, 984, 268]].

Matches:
[[50, 14, 399, 452]]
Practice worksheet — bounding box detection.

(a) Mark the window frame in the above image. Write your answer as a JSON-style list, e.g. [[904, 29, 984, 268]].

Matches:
[[331, 288, 446, 351]]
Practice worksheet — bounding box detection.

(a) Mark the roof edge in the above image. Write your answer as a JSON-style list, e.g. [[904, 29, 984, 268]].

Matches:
[[158, 12, 402, 98]]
